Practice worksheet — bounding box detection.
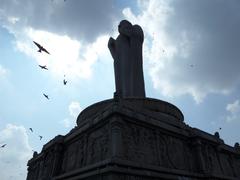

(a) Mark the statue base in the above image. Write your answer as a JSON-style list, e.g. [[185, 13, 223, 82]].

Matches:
[[27, 98, 240, 180]]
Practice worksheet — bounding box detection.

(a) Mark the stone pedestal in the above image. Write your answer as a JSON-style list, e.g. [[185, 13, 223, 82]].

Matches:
[[27, 98, 240, 180]]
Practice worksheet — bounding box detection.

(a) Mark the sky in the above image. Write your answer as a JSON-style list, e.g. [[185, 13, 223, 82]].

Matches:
[[0, 0, 240, 179]]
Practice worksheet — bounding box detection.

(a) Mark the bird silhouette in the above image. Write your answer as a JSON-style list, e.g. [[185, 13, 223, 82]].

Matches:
[[43, 93, 49, 100], [29, 128, 33, 132], [0, 144, 6, 148], [38, 65, 48, 70], [39, 135, 43, 140], [190, 64, 194, 68], [33, 41, 50, 54], [63, 79, 67, 85]]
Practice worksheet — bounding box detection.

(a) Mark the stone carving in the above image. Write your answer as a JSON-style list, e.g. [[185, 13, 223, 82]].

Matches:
[[65, 142, 78, 171], [87, 125, 109, 164], [155, 132, 169, 167], [166, 137, 187, 170], [42, 151, 54, 179], [27, 98, 240, 179], [108, 20, 146, 98], [203, 145, 222, 174], [122, 122, 157, 165], [76, 135, 87, 168], [218, 153, 235, 176]]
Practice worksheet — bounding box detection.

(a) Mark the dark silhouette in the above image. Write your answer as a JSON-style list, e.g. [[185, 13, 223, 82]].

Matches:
[[39, 135, 43, 140], [33, 41, 50, 54], [63, 79, 67, 85], [29, 128, 33, 132], [43, 93, 49, 100], [27, 20, 240, 180], [108, 20, 145, 98], [0, 144, 6, 148], [63, 75, 67, 85], [214, 132, 220, 138], [39, 65, 48, 70]]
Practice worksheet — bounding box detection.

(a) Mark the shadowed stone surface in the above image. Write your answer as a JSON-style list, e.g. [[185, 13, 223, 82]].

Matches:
[[27, 98, 240, 180], [26, 20, 240, 180], [108, 20, 145, 98]]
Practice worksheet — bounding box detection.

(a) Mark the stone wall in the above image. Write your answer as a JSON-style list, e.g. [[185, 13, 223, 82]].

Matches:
[[27, 98, 240, 180]]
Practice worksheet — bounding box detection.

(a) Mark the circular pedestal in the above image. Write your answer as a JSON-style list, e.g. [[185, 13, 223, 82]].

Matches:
[[77, 98, 184, 126]]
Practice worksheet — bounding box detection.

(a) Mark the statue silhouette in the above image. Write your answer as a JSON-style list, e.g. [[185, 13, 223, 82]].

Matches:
[[108, 20, 146, 98]]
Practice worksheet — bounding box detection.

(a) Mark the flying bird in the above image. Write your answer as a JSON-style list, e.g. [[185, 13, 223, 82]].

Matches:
[[63, 75, 67, 85], [29, 128, 33, 132], [0, 144, 6, 148], [39, 135, 43, 140], [33, 41, 50, 54], [43, 93, 49, 100], [39, 65, 48, 70], [63, 79, 67, 85]]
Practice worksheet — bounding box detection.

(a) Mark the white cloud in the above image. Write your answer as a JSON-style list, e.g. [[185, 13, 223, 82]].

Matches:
[[61, 118, 72, 128], [226, 100, 240, 122], [13, 27, 110, 80], [0, 0, 120, 42], [0, 65, 7, 77], [0, 124, 32, 180], [123, 0, 240, 103], [7, 16, 19, 24], [60, 101, 82, 128], [69, 101, 82, 118], [0, 0, 119, 81]]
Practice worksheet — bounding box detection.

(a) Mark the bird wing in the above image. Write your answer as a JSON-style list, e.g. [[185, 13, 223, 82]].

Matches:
[[42, 48, 50, 54], [39, 65, 48, 70], [33, 41, 42, 49], [44, 94, 49, 99]]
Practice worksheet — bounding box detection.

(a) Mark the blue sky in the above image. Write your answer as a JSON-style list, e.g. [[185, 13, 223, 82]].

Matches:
[[1, 0, 240, 179]]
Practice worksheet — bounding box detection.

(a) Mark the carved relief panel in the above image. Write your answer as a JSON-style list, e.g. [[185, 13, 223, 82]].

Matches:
[[86, 125, 110, 165], [201, 144, 222, 174], [122, 121, 158, 165]]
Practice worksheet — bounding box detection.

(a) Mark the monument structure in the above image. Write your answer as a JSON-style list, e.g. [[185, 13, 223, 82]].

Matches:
[[108, 20, 145, 98], [27, 20, 240, 180]]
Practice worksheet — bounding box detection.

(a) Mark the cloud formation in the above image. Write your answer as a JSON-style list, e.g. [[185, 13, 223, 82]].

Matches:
[[226, 99, 240, 122], [15, 28, 110, 80], [0, 124, 32, 180], [0, 0, 120, 42], [0, 65, 7, 77], [69, 101, 82, 118], [60, 101, 82, 128], [124, 0, 240, 103], [0, 0, 119, 80]]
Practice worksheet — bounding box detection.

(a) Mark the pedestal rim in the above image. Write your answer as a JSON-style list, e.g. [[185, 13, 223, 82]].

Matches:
[[77, 97, 184, 126]]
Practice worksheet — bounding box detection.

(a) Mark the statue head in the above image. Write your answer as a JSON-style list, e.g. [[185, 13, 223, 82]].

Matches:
[[118, 20, 132, 33]]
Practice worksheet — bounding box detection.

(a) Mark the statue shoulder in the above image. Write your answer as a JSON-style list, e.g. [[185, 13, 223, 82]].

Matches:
[[132, 25, 144, 42]]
